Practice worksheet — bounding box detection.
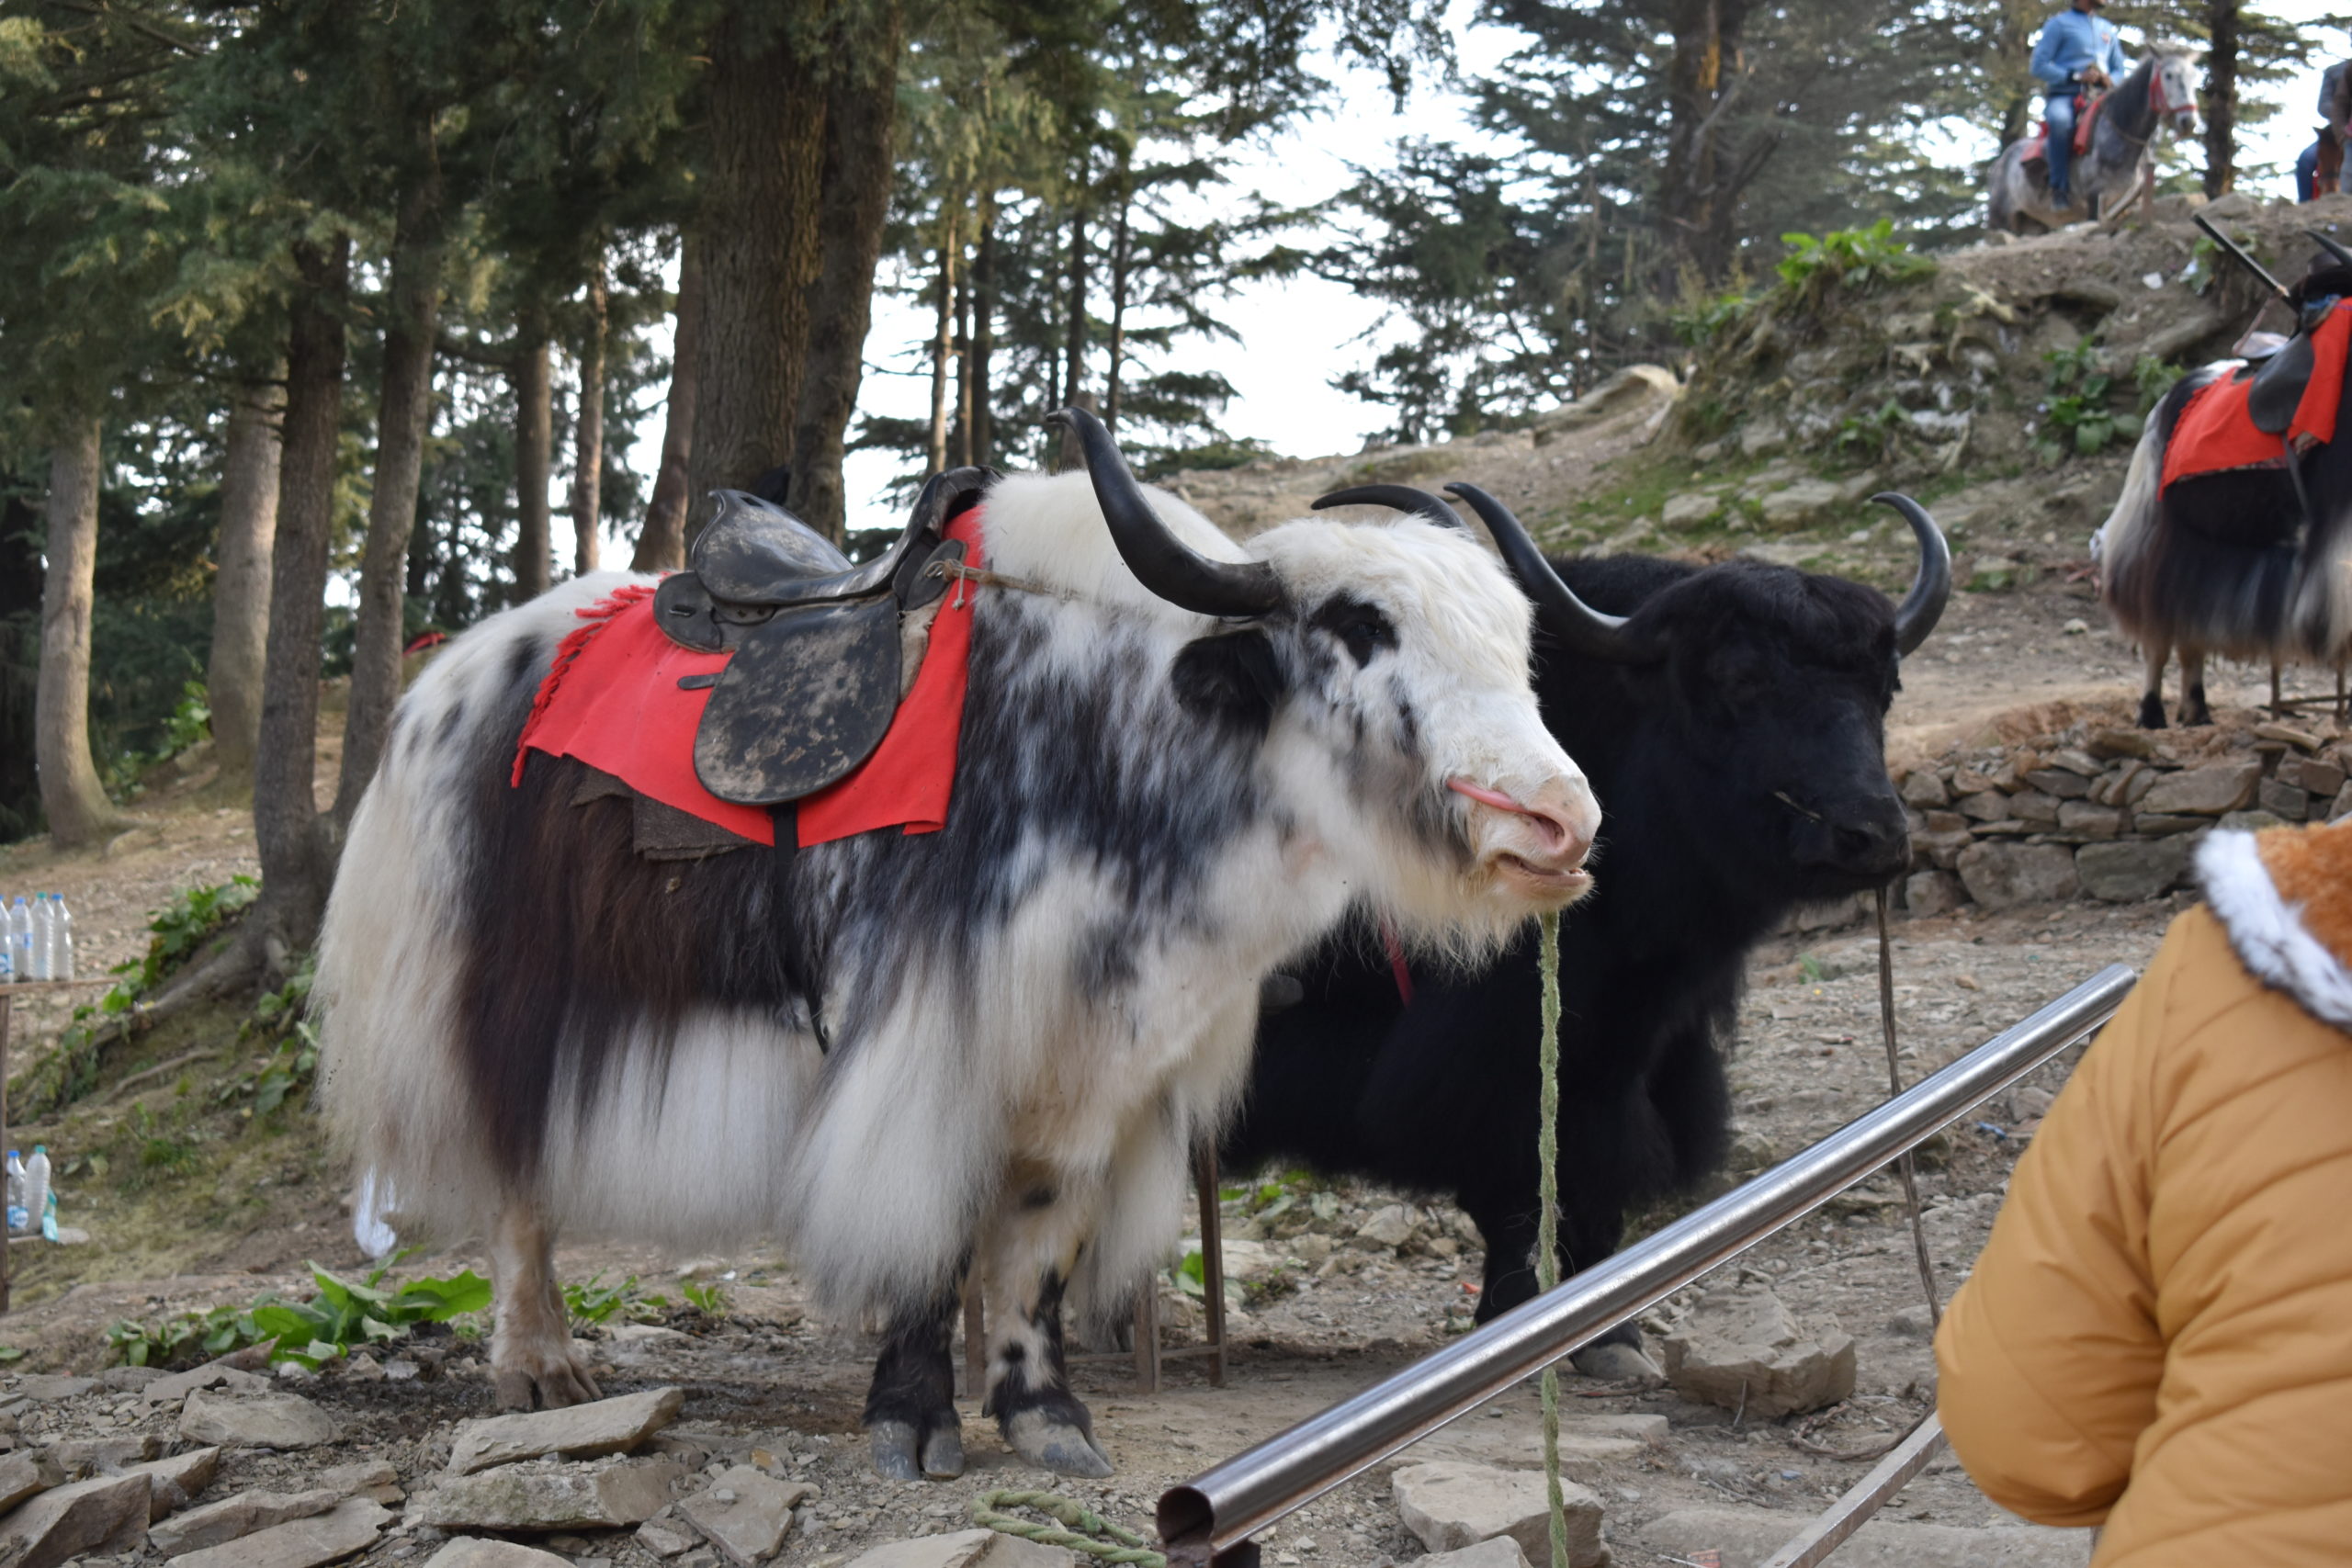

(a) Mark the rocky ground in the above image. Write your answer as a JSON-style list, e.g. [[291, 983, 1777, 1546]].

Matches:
[[0, 877, 2166, 1568]]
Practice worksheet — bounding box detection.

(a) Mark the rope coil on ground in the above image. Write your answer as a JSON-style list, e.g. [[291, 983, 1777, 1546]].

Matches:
[[972, 1488, 1167, 1566]]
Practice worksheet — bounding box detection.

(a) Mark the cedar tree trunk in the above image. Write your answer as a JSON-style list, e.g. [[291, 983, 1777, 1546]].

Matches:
[[513, 310, 553, 601], [572, 249, 607, 573], [788, 7, 901, 541], [340, 184, 444, 828], [927, 219, 956, 476], [1656, 0, 1757, 291], [253, 234, 351, 959], [636, 235, 703, 571], [1105, 164, 1132, 430], [1062, 173, 1090, 407], [35, 415, 120, 848], [2203, 0, 2240, 198], [687, 5, 828, 537], [968, 208, 996, 468], [0, 483, 41, 838], [208, 378, 282, 785]]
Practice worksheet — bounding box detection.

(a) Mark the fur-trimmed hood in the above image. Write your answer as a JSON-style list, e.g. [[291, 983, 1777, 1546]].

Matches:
[[2198, 819, 2352, 1034]]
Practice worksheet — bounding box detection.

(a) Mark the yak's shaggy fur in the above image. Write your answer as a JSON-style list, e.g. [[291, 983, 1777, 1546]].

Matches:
[[316, 470, 1584, 1357]]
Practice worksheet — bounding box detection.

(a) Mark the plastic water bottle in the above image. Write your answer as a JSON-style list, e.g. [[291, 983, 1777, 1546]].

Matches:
[[23, 1147, 50, 1243], [0, 905, 11, 986], [48, 896, 72, 984], [27, 897, 51, 982], [4, 898, 25, 985], [4, 1152, 24, 1235]]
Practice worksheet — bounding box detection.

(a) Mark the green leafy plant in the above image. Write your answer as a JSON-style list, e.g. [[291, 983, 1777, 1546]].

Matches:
[[562, 1272, 674, 1327], [2134, 353, 2188, 410], [679, 1280, 730, 1319], [217, 953, 318, 1115], [1831, 400, 1909, 464], [2036, 342, 2141, 462], [106, 1256, 490, 1369], [1671, 289, 1754, 347], [1170, 1248, 1208, 1299], [1775, 220, 1936, 297], [131, 876, 258, 992], [19, 877, 265, 1118]]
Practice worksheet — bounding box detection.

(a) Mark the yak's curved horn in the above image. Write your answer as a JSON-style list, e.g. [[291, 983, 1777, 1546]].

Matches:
[[2309, 229, 2352, 269], [1046, 407, 1283, 619], [1310, 485, 1465, 530], [1872, 492, 1952, 657], [1442, 482, 1650, 664]]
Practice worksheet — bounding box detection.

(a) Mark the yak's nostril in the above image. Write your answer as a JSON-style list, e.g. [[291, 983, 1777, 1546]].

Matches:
[[1449, 776, 1597, 873]]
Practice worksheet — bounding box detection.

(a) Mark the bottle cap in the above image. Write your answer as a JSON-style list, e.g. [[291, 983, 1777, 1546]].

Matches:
[[31, 1145, 44, 1155]]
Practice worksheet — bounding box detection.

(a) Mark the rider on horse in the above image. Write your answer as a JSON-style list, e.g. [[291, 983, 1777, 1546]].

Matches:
[[2297, 56, 2352, 201], [2031, 0, 2130, 209]]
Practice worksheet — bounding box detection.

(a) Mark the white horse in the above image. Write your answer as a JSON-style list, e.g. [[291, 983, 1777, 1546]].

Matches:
[[1988, 49, 2200, 233]]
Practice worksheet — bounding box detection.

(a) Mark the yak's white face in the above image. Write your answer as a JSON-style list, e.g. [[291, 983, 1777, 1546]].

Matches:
[[1246, 515, 1598, 938], [981, 470, 1597, 957]]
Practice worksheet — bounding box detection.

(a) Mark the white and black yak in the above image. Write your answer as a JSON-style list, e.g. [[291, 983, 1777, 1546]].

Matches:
[[314, 412, 1598, 1480], [1226, 483, 1948, 1376]]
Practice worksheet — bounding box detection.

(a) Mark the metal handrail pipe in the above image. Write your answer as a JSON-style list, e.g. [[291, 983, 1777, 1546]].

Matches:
[[1159, 962, 2138, 1566]]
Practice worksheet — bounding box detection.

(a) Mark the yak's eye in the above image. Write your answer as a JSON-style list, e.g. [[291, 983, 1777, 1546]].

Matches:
[[1312, 596, 1397, 668]]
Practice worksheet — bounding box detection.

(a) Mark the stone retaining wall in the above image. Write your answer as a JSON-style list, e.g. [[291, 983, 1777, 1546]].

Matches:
[[1893, 716, 2347, 914]]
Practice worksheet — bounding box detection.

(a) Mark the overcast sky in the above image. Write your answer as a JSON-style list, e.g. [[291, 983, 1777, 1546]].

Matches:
[[616, 4, 2352, 547]]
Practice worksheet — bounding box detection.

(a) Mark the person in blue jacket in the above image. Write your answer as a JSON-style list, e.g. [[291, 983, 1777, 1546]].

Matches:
[[2030, 0, 2130, 209]]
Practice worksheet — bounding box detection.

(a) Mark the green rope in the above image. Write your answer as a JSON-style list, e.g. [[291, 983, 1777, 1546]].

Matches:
[[1536, 909, 1567, 1568], [972, 1488, 1167, 1566]]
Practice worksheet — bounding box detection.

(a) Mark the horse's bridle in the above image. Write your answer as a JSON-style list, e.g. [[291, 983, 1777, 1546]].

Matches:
[[2112, 59, 2193, 147]]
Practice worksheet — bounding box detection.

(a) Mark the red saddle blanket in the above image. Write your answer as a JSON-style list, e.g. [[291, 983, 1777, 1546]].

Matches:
[[2019, 94, 2102, 164], [512, 507, 985, 850], [2161, 305, 2352, 491]]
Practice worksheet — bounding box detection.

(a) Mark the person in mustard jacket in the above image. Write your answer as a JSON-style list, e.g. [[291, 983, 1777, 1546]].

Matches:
[[1934, 818, 2352, 1562]]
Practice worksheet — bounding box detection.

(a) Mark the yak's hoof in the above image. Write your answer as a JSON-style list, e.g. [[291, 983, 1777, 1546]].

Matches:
[[868, 1417, 965, 1481], [1570, 1339, 1665, 1386], [1004, 1409, 1114, 1478], [492, 1354, 601, 1412], [2137, 694, 2166, 730]]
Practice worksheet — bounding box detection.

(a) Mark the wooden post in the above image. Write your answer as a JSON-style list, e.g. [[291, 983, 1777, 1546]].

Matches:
[[1131, 1275, 1160, 1393], [1195, 1143, 1227, 1388], [962, 1278, 985, 1401]]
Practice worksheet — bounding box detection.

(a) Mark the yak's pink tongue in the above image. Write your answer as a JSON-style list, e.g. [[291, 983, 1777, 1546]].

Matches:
[[1446, 778, 1525, 813]]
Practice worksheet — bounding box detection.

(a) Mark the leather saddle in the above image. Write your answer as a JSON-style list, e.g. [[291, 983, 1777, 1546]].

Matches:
[[653, 467, 993, 806], [2243, 267, 2352, 434]]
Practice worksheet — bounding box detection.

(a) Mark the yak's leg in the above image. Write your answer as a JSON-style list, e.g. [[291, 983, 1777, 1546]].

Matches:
[[865, 1280, 965, 1481], [2138, 637, 2170, 729], [977, 1166, 1113, 1478], [2180, 647, 2211, 726], [487, 1199, 600, 1410], [2272, 659, 2286, 718]]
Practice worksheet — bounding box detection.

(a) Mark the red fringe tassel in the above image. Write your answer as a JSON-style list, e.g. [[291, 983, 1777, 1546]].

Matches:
[[510, 582, 660, 787]]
